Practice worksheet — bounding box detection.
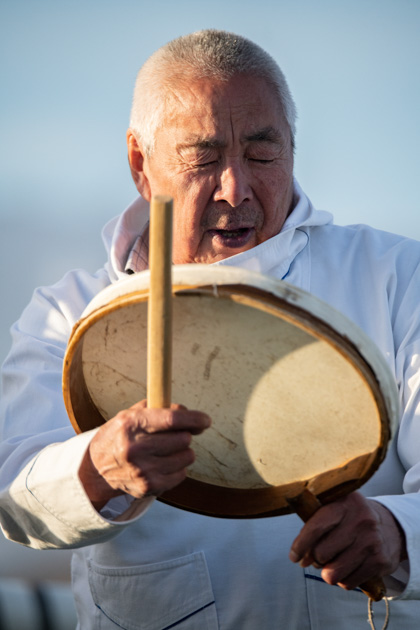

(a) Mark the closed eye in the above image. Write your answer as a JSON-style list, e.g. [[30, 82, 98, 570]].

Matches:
[[196, 160, 218, 168], [249, 158, 275, 164]]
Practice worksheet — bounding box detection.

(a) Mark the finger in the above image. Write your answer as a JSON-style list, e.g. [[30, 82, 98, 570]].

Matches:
[[322, 554, 381, 591], [147, 407, 210, 434], [97, 443, 195, 497], [153, 448, 196, 475], [116, 406, 211, 436], [130, 399, 194, 413], [320, 535, 391, 589], [128, 431, 193, 459], [131, 399, 148, 409], [127, 445, 196, 480], [136, 468, 189, 498], [306, 521, 357, 568], [113, 467, 189, 500], [170, 403, 187, 411], [318, 544, 365, 587], [289, 503, 345, 563]]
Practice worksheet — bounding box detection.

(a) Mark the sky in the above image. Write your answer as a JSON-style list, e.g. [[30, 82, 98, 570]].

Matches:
[[0, 0, 419, 578], [1, 0, 420, 366]]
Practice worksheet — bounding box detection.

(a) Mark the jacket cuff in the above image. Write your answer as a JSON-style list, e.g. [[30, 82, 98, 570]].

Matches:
[[373, 494, 420, 599], [11, 430, 150, 548]]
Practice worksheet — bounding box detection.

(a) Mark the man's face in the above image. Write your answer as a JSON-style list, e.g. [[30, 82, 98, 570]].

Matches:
[[129, 74, 294, 264]]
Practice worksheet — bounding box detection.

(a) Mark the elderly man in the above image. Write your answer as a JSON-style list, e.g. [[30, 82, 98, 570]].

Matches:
[[1, 29, 420, 629]]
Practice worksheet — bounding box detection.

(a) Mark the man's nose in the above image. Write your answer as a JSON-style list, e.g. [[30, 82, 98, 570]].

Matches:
[[213, 161, 252, 207]]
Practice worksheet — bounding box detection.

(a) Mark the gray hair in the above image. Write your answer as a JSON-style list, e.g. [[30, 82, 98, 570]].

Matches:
[[130, 29, 297, 155]]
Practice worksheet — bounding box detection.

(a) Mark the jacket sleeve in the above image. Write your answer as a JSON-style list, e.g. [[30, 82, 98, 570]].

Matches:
[[0, 268, 152, 549], [371, 253, 420, 599]]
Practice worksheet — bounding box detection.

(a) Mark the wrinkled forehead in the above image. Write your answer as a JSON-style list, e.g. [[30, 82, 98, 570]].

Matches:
[[158, 74, 289, 144]]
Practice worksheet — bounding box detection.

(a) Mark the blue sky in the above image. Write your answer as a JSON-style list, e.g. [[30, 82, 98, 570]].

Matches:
[[1, 0, 420, 362]]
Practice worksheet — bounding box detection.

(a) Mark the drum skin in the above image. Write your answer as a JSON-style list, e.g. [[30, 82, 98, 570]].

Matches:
[[63, 265, 399, 518]]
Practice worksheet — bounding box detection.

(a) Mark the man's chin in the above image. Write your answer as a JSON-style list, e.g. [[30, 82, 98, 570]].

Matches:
[[198, 243, 256, 265], [174, 230, 258, 265]]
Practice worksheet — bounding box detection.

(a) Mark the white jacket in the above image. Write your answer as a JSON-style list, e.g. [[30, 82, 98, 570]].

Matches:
[[1, 181, 420, 628]]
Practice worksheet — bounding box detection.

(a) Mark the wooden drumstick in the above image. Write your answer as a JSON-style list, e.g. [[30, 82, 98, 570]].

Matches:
[[147, 195, 173, 409], [287, 488, 386, 602]]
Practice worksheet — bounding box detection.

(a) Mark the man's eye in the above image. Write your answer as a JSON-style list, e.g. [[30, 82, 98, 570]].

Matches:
[[196, 161, 217, 168], [249, 158, 274, 164]]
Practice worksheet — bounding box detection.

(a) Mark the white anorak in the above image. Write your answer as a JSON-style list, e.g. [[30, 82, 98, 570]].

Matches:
[[1, 181, 420, 628]]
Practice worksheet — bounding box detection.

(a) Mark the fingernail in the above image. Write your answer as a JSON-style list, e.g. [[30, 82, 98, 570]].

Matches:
[[289, 550, 299, 563]]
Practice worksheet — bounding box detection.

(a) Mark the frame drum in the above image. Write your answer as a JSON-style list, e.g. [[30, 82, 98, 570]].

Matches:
[[63, 265, 399, 518]]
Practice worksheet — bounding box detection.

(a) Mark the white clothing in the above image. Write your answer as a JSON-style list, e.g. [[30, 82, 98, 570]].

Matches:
[[1, 180, 420, 628]]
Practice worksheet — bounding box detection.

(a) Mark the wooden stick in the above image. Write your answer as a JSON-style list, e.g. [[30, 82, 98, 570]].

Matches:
[[147, 195, 173, 409], [287, 488, 386, 602]]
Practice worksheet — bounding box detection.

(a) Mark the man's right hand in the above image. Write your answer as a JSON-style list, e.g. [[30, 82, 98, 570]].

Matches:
[[78, 399, 211, 511]]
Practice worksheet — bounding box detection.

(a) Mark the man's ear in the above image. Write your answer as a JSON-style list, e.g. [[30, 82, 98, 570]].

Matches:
[[126, 130, 151, 201]]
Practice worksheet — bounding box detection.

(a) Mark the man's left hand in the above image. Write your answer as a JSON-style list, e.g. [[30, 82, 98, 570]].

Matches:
[[289, 492, 407, 591]]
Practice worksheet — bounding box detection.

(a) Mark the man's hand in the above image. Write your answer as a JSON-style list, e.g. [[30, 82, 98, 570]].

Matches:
[[289, 492, 407, 591], [78, 399, 211, 510]]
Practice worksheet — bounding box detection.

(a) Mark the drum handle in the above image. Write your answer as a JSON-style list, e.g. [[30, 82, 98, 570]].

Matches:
[[287, 488, 386, 602], [147, 195, 173, 408]]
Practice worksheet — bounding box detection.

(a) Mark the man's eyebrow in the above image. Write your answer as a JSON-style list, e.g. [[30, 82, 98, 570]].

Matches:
[[177, 137, 226, 151], [244, 127, 284, 144], [177, 127, 285, 151]]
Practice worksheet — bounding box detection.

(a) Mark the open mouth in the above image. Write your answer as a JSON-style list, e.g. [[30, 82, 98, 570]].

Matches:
[[208, 227, 254, 248]]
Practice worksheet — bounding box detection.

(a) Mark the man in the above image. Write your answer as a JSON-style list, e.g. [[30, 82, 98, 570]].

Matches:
[[1, 29, 420, 628]]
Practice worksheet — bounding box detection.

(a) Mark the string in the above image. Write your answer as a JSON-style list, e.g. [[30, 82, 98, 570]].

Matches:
[[367, 597, 390, 630]]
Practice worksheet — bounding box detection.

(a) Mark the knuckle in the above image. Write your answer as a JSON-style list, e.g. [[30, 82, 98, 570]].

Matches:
[[171, 403, 186, 411], [170, 469, 188, 487], [114, 438, 133, 464], [113, 407, 154, 434], [112, 411, 133, 433], [128, 462, 145, 480], [178, 468, 188, 483], [138, 476, 154, 495], [187, 447, 195, 463], [127, 465, 155, 496], [181, 431, 192, 447], [163, 411, 176, 431], [366, 538, 382, 556]]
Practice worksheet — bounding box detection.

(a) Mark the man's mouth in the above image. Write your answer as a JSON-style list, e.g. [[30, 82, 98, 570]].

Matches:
[[207, 227, 254, 248]]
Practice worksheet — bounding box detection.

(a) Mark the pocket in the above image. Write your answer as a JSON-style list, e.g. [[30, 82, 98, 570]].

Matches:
[[87, 551, 218, 630]]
